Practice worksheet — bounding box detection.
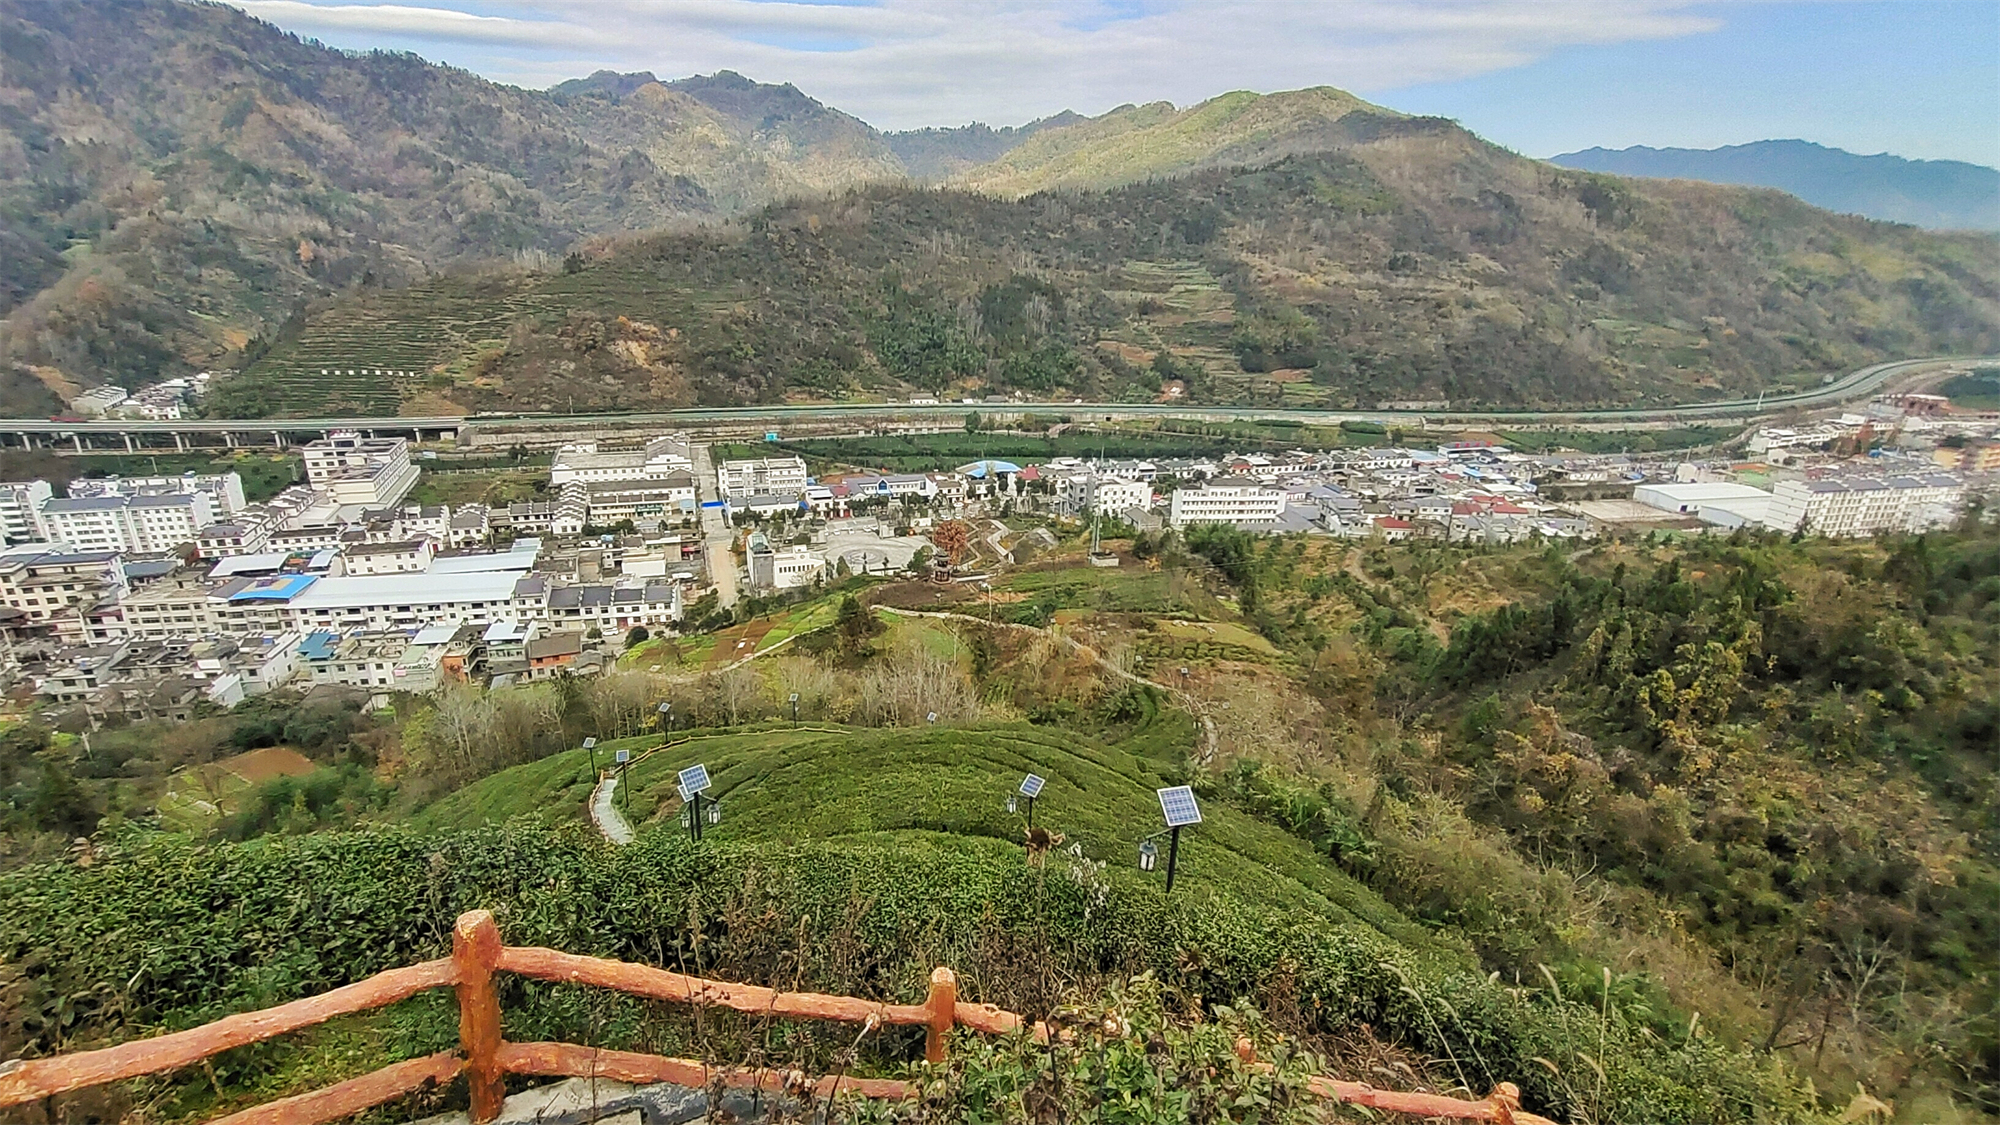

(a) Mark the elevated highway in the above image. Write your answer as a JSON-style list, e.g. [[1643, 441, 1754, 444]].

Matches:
[[0, 355, 1977, 453]]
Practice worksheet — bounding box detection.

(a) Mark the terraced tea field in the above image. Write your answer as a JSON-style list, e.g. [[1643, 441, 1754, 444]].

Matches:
[[408, 719, 1426, 940]]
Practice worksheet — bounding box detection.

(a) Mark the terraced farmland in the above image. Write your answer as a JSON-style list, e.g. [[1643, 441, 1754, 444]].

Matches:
[[225, 261, 706, 416]]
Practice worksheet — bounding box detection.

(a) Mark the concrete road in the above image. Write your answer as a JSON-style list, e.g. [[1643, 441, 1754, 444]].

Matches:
[[691, 443, 738, 609]]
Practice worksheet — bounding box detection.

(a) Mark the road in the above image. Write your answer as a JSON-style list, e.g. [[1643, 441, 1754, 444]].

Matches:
[[1, 356, 1983, 438], [691, 443, 737, 610]]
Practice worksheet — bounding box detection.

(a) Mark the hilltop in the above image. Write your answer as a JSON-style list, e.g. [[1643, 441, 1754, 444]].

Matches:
[[948, 87, 1390, 197], [1552, 140, 2000, 232]]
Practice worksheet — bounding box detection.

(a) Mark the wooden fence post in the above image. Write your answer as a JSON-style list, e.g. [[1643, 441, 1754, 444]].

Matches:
[[1486, 1082, 1521, 1125], [454, 910, 505, 1124], [923, 967, 957, 1064]]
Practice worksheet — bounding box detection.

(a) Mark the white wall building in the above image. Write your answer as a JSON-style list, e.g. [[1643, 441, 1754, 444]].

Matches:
[[342, 538, 435, 575], [747, 534, 825, 591], [719, 455, 809, 500], [39, 493, 214, 555], [0, 480, 52, 544], [301, 432, 419, 508], [549, 436, 694, 485], [68, 472, 249, 517], [1168, 479, 1287, 527], [1765, 474, 1965, 537]]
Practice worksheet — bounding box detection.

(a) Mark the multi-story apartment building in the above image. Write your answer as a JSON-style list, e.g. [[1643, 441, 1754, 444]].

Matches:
[[718, 455, 808, 500], [0, 480, 52, 544], [1168, 479, 1288, 527], [1054, 474, 1150, 516], [1765, 474, 1965, 537], [301, 432, 419, 508], [0, 548, 128, 627], [39, 493, 213, 555], [67, 472, 249, 517]]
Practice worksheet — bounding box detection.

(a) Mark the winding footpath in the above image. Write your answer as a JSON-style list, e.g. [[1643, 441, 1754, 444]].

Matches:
[[878, 606, 1221, 764], [588, 773, 635, 845]]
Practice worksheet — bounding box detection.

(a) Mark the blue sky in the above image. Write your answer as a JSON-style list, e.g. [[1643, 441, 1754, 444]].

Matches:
[[232, 1, 2000, 166]]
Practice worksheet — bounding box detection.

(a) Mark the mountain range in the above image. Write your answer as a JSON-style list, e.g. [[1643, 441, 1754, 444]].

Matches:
[[1, 0, 1995, 417], [1551, 140, 2000, 232]]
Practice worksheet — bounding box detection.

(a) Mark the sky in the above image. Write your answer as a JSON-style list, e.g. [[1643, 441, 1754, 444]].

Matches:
[[229, 0, 2000, 167]]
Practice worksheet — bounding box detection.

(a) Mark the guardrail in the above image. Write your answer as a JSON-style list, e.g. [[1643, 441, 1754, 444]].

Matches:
[[0, 909, 1551, 1125]]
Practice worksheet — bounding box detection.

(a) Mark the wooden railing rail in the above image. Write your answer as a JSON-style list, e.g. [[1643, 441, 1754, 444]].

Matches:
[[2, 910, 1553, 1125]]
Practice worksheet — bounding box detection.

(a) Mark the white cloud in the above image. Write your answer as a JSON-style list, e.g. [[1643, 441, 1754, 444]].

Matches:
[[229, 0, 1722, 129]]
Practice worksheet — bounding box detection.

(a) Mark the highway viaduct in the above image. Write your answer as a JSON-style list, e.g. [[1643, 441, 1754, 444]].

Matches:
[[0, 355, 1979, 455]]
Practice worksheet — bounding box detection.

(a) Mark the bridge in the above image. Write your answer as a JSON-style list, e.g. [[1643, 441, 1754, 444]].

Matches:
[[0, 355, 1974, 454]]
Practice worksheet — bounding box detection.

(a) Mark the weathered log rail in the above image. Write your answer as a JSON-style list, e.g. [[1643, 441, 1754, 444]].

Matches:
[[1, 909, 1551, 1125]]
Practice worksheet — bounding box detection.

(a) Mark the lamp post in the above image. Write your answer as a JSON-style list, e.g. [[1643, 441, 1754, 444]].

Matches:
[[583, 736, 599, 777], [1009, 773, 1045, 828], [789, 692, 800, 726], [677, 764, 714, 843], [615, 748, 630, 814], [1142, 786, 1201, 895], [656, 702, 672, 740]]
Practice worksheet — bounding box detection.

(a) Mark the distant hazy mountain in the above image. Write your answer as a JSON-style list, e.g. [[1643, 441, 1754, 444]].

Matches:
[[1550, 141, 2000, 231]]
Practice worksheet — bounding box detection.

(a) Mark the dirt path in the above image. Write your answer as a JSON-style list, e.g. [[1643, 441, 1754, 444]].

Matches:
[[878, 607, 1221, 764]]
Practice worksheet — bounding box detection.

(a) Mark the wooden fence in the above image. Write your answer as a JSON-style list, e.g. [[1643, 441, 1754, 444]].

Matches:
[[0, 909, 1550, 1125]]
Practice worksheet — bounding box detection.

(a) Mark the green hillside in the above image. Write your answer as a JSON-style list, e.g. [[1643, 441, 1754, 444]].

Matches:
[[411, 720, 1427, 944], [953, 87, 1380, 196]]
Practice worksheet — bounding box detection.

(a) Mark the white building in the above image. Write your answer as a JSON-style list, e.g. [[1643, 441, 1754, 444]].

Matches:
[[68, 472, 249, 517], [1765, 475, 1965, 537], [1168, 479, 1287, 527], [549, 436, 694, 485], [341, 538, 435, 575], [1632, 482, 1776, 528], [0, 480, 52, 544], [1054, 474, 1151, 516], [39, 493, 213, 555], [747, 534, 824, 591], [70, 385, 129, 416], [718, 455, 809, 500], [301, 432, 418, 508]]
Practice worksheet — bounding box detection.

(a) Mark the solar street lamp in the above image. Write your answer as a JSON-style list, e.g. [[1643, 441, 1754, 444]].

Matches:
[[583, 736, 599, 776], [615, 748, 631, 812], [1012, 773, 1045, 828], [656, 702, 672, 738], [1147, 786, 1201, 894], [789, 692, 800, 726], [679, 763, 714, 842]]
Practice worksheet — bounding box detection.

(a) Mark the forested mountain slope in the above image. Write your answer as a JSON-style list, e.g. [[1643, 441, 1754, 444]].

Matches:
[[224, 150, 2000, 417], [0, 1, 899, 408], [5, 0, 1997, 418]]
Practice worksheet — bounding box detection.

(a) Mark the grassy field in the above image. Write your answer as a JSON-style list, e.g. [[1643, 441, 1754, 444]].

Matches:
[[407, 719, 1428, 945], [405, 467, 547, 508]]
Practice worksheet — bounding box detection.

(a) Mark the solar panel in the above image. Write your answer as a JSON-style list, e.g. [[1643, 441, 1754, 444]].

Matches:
[[582, 737, 597, 749], [1157, 786, 1202, 827], [1019, 774, 1046, 798], [678, 763, 712, 795], [615, 749, 630, 764], [676, 783, 691, 803]]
